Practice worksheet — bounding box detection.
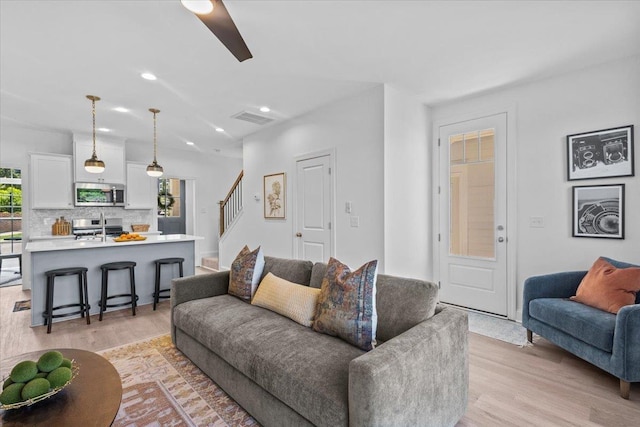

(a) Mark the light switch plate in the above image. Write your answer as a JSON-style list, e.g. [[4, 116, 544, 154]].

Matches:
[[529, 216, 544, 228], [350, 216, 360, 227]]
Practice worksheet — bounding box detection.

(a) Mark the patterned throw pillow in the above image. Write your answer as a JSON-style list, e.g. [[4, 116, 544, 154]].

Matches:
[[313, 257, 378, 350], [252, 272, 321, 327], [228, 245, 265, 302]]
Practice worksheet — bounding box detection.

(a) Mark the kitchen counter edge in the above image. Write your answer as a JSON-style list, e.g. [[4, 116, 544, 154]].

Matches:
[[25, 234, 203, 253]]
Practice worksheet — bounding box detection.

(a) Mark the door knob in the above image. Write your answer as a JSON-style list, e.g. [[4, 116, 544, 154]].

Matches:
[[497, 237, 505, 243], [296, 232, 302, 237]]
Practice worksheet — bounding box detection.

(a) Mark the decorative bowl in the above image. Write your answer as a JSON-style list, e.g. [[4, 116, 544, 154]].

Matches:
[[0, 362, 78, 410]]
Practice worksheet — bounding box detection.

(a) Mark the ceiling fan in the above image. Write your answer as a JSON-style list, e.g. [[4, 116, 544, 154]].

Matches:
[[181, 0, 252, 62]]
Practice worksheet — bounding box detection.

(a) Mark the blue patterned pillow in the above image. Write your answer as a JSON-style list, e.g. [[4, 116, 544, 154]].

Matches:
[[312, 257, 378, 350], [228, 245, 265, 302]]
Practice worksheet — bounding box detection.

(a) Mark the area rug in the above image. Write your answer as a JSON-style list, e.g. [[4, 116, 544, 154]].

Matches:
[[12, 299, 30, 312], [0, 266, 21, 287], [99, 335, 258, 427], [466, 310, 529, 346]]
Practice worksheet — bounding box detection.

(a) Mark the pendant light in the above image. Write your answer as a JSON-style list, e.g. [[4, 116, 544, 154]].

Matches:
[[146, 108, 164, 177], [84, 95, 105, 173]]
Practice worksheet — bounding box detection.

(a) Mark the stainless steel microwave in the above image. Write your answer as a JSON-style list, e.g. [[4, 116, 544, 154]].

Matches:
[[74, 183, 125, 207]]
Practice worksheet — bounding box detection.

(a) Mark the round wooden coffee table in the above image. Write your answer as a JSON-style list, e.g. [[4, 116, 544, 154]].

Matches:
[[0, 348, 122, 426]]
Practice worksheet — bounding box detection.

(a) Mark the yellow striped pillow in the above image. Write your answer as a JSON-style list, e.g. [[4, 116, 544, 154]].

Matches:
[[252, 272, 320, 327]]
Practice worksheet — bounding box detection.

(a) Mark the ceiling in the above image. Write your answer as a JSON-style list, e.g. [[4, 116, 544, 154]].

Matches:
[[2, 1, 639, 158]]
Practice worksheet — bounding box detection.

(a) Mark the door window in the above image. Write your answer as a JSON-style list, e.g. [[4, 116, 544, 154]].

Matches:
[[449, 129, 495, 259], [158, 178, 181, 218], [0, 168, 22, 255]]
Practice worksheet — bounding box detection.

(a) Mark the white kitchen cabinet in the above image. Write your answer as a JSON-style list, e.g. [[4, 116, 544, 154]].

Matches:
[[125, 162, 158, 209], [73, 134, 125, 184], [30, 153, 74, 209]]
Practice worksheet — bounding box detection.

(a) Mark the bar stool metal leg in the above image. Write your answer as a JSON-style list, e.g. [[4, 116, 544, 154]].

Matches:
[[82, 270, 91, 325], [153, 262, 161, 311], [130, 265, 137, 316], [45, 275, 53, 334]]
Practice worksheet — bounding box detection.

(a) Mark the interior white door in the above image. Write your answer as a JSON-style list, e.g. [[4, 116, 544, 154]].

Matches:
[[439, 113, 508, 316], [295, 154, 332, 262]]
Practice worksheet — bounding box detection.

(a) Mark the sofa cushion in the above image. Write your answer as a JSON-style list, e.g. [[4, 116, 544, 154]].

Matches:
[[375, 274, 439, 342], [173, 295, 364, 427], [529, 298, 616, 352], [252, 272, 320, 327], [313, 258, 378, 351], [228, 245, 264, 301], [261, 256, 313, 286], [570, 257, 640, 314]]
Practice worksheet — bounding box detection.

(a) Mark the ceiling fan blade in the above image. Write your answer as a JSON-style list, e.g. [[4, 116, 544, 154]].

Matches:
[[194, 0, 253, 62]]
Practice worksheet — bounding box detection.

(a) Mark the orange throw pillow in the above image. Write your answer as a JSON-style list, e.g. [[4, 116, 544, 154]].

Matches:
[[570, 257, 640, 314]]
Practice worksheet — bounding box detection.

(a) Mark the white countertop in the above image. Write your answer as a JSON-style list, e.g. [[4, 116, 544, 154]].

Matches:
[[29, 235, 76, 241], [25, 234, 203, 253]]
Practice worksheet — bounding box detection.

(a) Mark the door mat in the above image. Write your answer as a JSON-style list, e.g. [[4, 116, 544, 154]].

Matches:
[[13, 300, 30, 312]]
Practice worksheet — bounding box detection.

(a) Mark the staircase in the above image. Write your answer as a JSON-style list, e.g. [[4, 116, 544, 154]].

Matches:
[[219, 170, 243, 236]]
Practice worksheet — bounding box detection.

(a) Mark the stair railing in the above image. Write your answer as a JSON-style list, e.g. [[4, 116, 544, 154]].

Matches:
[[219, 170, 243, 236]]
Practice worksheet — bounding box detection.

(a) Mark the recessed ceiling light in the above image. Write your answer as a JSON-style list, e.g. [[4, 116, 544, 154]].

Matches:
[[186, 141, 195, 146], [259, 106, 271, 113], [97, 127, 111, 132], [141, 73, 157, 81], [113, 107, 129, 113], [215, 127, 224, 132], [181, 0, 214, 15]]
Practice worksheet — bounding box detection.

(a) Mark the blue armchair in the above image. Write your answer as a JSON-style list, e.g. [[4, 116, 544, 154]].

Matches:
[[522, 257, 640, 399]]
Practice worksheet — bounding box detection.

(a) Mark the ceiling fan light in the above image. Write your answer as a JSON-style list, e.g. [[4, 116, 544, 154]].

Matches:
[[146, 161, 164, 177], [84, 155, 105, 174], [181, 0, 214, 15]]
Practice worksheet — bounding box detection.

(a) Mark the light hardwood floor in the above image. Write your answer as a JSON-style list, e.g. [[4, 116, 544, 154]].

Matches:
[[1, 282, 637, 426]]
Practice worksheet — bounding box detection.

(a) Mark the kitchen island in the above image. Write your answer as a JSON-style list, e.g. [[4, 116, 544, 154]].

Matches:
[[25, 234, 203, 327]]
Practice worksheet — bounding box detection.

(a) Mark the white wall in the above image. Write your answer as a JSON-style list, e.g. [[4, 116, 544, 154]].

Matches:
[[0, 125, 242, 263], [431, 55, 640, 318], [220, 86, 386, 270], [383, 85, 432, 279]]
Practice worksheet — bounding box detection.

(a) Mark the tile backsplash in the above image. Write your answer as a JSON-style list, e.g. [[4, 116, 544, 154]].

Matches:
[[30, 207, 156, 237]]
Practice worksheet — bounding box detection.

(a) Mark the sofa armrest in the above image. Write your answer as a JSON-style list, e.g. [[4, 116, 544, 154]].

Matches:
[[171, 271, 230, 343], [348, 307, 468, 427], [612, 304, 640, 382], [522, 271, 586, 326]]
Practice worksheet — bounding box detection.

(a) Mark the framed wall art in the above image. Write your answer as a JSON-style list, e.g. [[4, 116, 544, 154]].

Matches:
[[567, 125, 634, 181], [572, 184, 624, 239], [264, 172, 285, 219]]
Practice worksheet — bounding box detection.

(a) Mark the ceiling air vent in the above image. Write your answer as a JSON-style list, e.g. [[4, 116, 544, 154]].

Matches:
[[231, 111, 274, 125]]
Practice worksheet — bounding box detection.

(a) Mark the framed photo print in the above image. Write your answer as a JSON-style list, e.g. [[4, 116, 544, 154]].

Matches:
[[572, 184, 624, 239], [567, 125, 634, 181], [264, 172, 285, 219]]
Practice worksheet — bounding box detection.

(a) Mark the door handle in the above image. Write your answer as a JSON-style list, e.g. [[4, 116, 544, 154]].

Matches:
[[497, 237, 505, 243], [296, 232, 302, 237]]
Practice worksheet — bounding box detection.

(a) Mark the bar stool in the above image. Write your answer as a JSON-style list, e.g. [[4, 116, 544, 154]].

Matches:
[[99, 261, 138, 321], [153, 257, 184, 310], [43, 267, 90, 334]]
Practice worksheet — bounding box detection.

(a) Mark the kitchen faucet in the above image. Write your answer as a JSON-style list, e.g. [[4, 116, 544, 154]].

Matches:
[[100, 211, 106, 242]]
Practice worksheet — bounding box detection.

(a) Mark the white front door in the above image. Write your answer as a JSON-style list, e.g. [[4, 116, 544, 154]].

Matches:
[[438, 113, 508, 316], [295, 154, 333, 262]]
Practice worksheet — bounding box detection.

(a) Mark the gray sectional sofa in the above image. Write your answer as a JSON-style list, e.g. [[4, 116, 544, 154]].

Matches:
[[171, 256, 468, 426]]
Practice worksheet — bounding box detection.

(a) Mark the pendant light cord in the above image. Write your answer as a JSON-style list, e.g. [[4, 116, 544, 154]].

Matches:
[[91, 97, 97, 157], [153, 110, 158, 162]]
